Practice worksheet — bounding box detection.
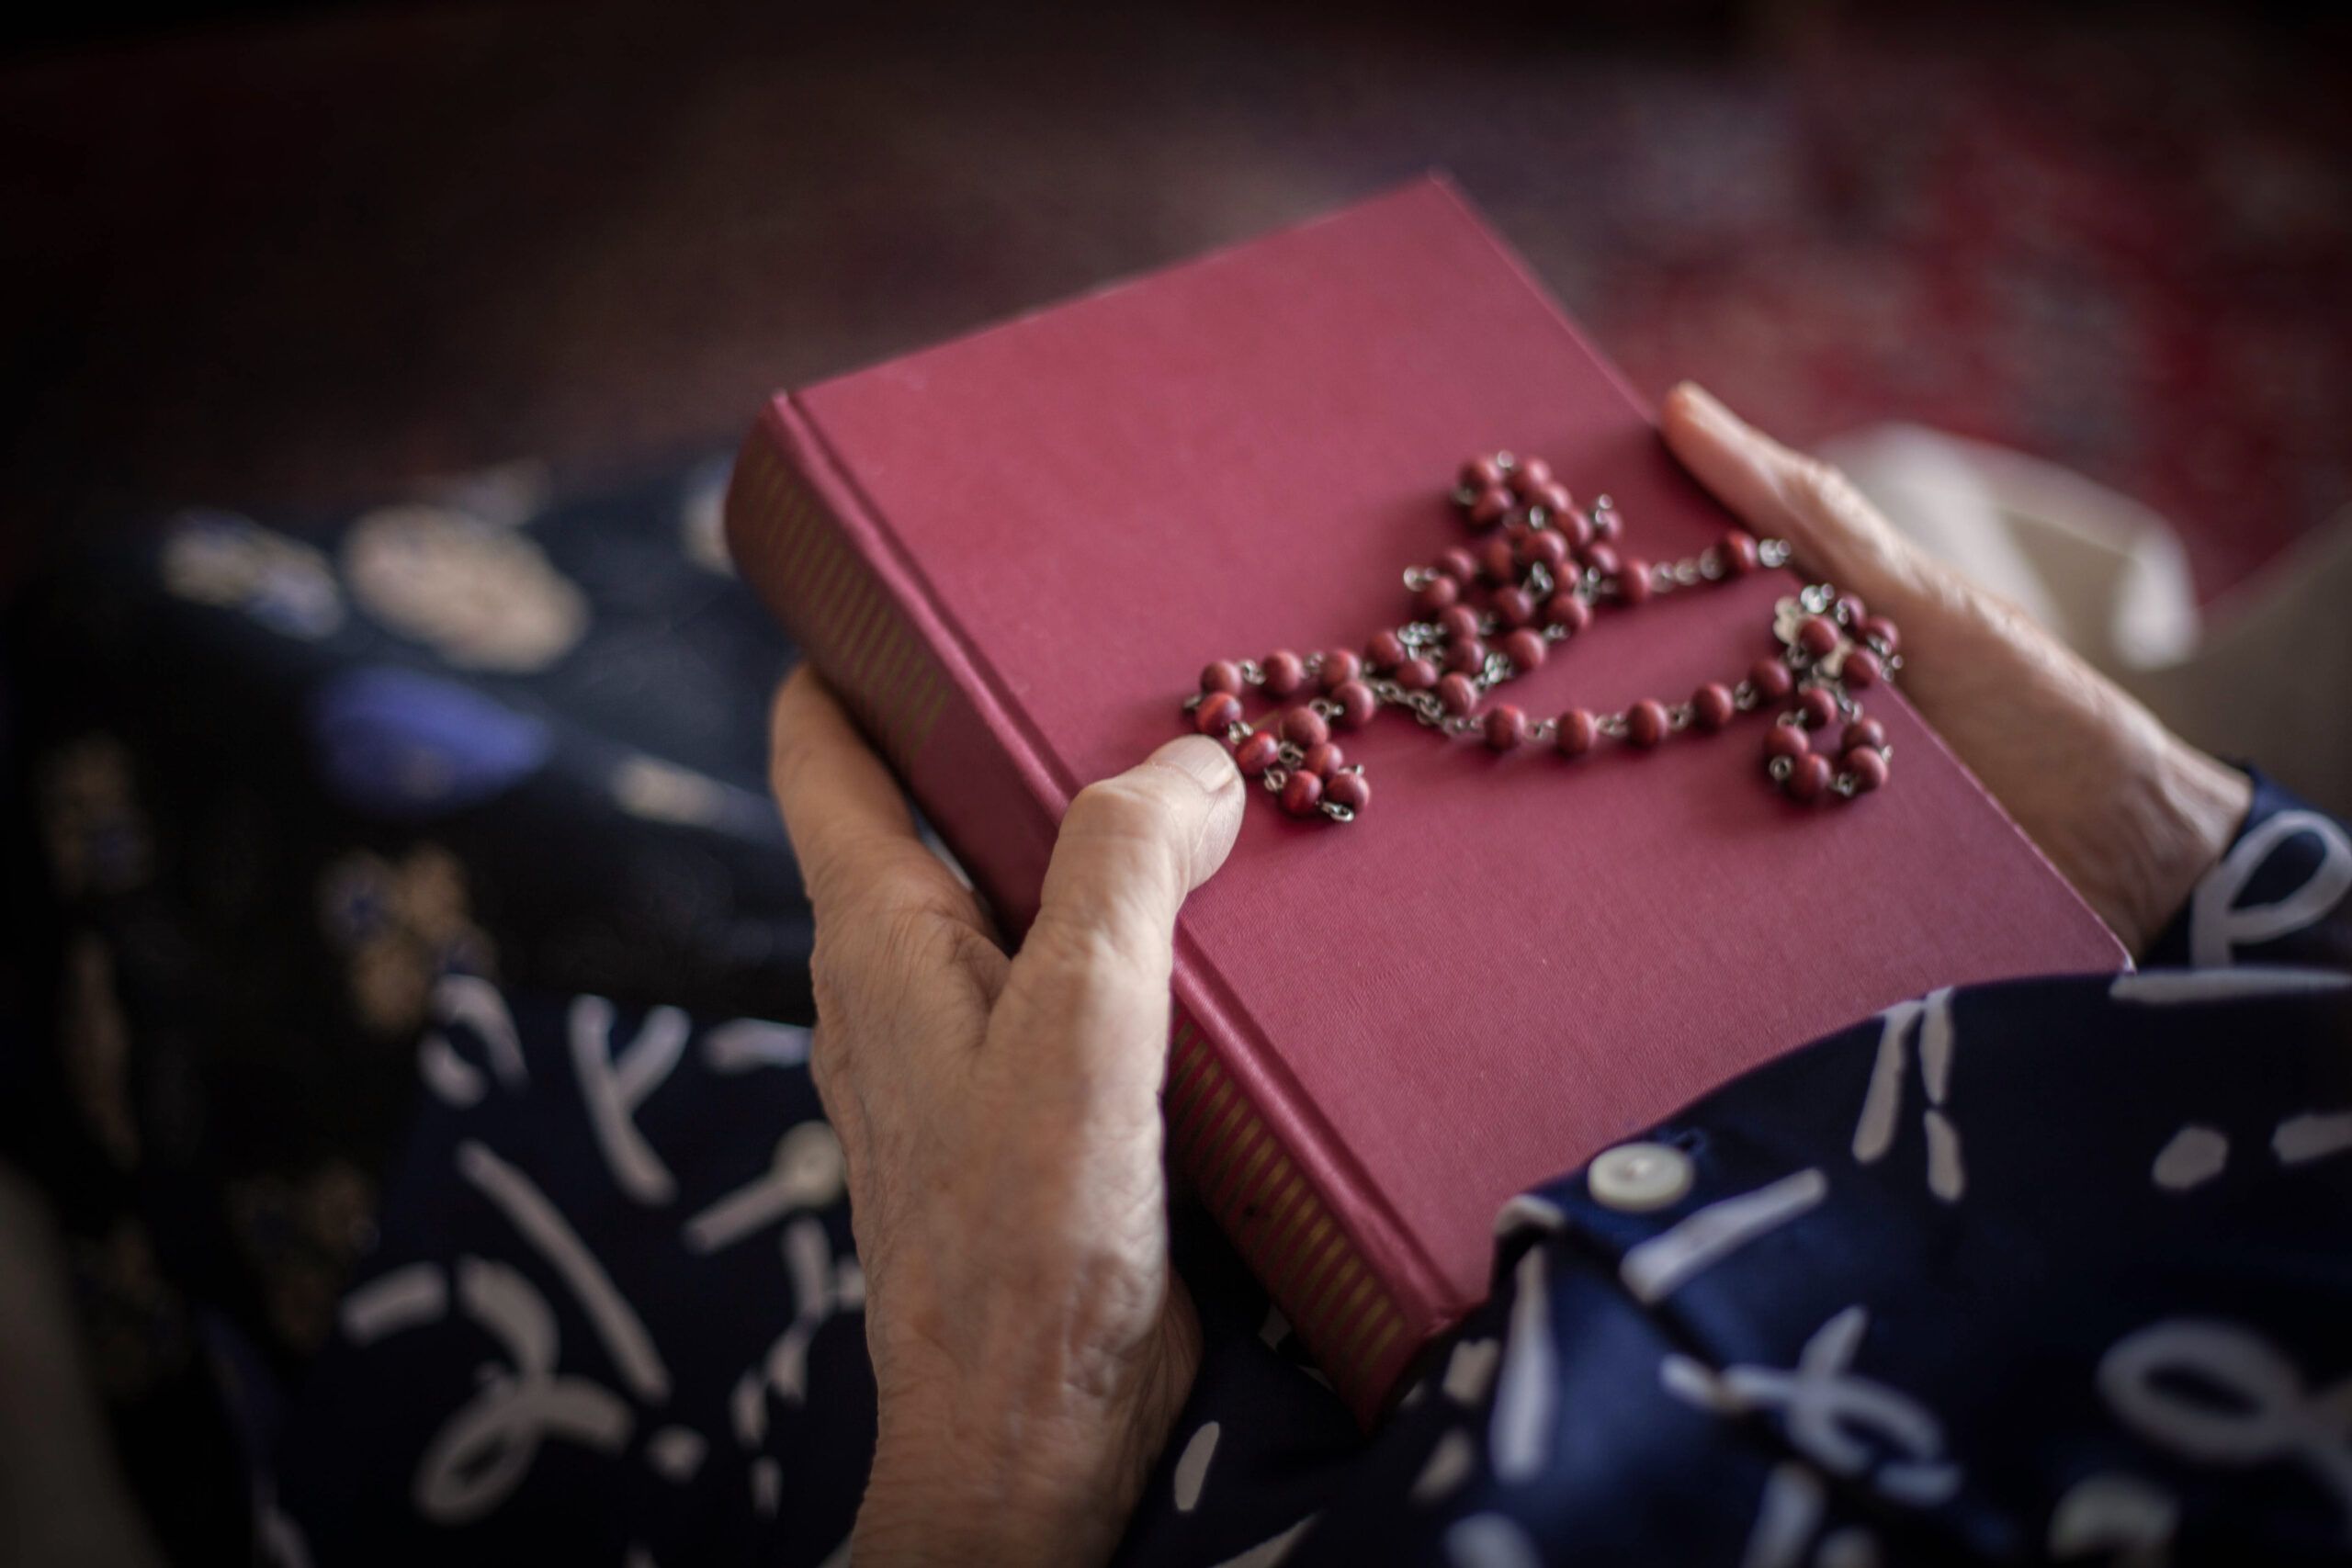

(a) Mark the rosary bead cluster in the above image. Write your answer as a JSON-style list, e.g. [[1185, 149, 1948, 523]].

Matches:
[[1184, 451, 1904, 823]]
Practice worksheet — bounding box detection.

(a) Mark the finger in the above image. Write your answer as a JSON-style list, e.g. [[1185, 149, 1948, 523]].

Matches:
[[1011, 736, 1243, 1033], [768, 665, 985, 929], [1659, 381, 1925, 609]]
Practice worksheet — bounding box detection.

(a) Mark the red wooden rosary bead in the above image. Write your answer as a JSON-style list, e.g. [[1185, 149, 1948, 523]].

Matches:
[[1262, 649, 1306, 697], [1195, 693, 1243, 734], [1785, 752, 1832, 802], [1616, 558, 1654, 606], [1518, 528, 1570, 571], [1282, 706, 1330, 749], [1281, 770, 1325, 818], [1189, 452, 1900, 821], [1692, 681, 1736, 731], [1555, 708, 1599, 757]]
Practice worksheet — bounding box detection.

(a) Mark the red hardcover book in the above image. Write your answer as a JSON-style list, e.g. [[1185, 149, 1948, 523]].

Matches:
[[724, 176, 2127, 1421]]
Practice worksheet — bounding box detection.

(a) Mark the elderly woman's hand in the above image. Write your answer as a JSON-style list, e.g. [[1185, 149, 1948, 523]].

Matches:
[[1662, 383, 2250, 954], [767, 667, 1243, 1566]]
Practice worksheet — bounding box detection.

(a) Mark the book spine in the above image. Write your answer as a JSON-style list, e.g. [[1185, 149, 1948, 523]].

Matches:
[[724, 399, 1433, 1422]]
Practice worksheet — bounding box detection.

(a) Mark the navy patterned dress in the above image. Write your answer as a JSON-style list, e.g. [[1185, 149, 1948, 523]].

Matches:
[[10, 464, 2349, 1565]]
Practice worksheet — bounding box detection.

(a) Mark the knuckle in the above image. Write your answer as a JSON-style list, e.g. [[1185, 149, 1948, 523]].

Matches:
[[1066, 773, 1182, 848], [1790, 455, 1856, 513]]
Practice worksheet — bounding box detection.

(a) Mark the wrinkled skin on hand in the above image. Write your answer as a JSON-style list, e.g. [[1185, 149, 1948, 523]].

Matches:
[[769, 669, 1240, 1566], [1661, 384, 2247, 956]]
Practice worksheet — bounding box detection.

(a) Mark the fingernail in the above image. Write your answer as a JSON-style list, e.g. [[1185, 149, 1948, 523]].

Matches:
[[1150, 733, 1240, 795], [1672, 381, 1740, 434]]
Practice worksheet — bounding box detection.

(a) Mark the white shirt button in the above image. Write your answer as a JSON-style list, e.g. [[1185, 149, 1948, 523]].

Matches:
[[1588, 1142, 1694, 1213]]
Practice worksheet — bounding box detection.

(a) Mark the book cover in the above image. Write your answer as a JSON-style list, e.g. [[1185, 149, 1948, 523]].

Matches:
[[724, 176, 2128, 1421]]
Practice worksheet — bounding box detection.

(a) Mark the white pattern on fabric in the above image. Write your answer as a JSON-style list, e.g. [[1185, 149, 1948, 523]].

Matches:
[[702, 1019, 814, 1073], [2189, 809, 2352, 967], [339, 1262, 449, 1343], [1443, 1512, 1542, 1568], [1412, 1429, 1478, 1505], [413, 1257, 633, 1523], [1489, 1246, 1557, 1483], [1210, 1515, 1317, 1567], [1661, 1307, 1960, 1506], [2047, 1472, 2177, 1563], [2274, 1111, 2352, 1166], [1442, 1338, 1501, 1405], [1621, 1169, 1828, 1304], [1492, 1193, 1566, 1239], [2110, 968, 2350, 1005], [1741, 1461, 1825, 1568], [1851, 988, 1963, 1201], [725, 1210, 864, 1523], [457, 1139, 671, 1402], [417, 974, 527, 1109], [570, 997, 692, 1207], [2151, 1125, 2230, 1191], [1173, 1420, 1220, 1512], [684, 1122, 845, 1255], [2098, 1317, 2352, 1541]]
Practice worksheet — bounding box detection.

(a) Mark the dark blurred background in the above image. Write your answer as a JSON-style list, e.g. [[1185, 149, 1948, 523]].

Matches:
[[6, 0, 2349, 599]]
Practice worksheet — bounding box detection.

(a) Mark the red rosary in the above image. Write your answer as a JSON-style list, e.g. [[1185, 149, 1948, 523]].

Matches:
[[1183, 450, 1904, 823]]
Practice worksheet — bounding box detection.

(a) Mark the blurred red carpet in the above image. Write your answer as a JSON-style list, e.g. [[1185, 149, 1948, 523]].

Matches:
[[4, 2, 2346, 598]]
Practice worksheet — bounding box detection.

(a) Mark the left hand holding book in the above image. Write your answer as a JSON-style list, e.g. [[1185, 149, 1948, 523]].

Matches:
[[767, 668, 1245, 1566]]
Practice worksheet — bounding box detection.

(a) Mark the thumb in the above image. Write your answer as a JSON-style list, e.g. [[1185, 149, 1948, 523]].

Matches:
[[1659, 381, 1933, 616], [1027, 735, 1245, 984]]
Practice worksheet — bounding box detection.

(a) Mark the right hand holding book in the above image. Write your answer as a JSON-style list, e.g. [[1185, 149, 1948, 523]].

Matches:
[[1661, 381, 2250, 955]]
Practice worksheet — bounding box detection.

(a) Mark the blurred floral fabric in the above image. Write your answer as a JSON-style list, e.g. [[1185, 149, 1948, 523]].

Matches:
[[3, 458, 818, 1557]]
